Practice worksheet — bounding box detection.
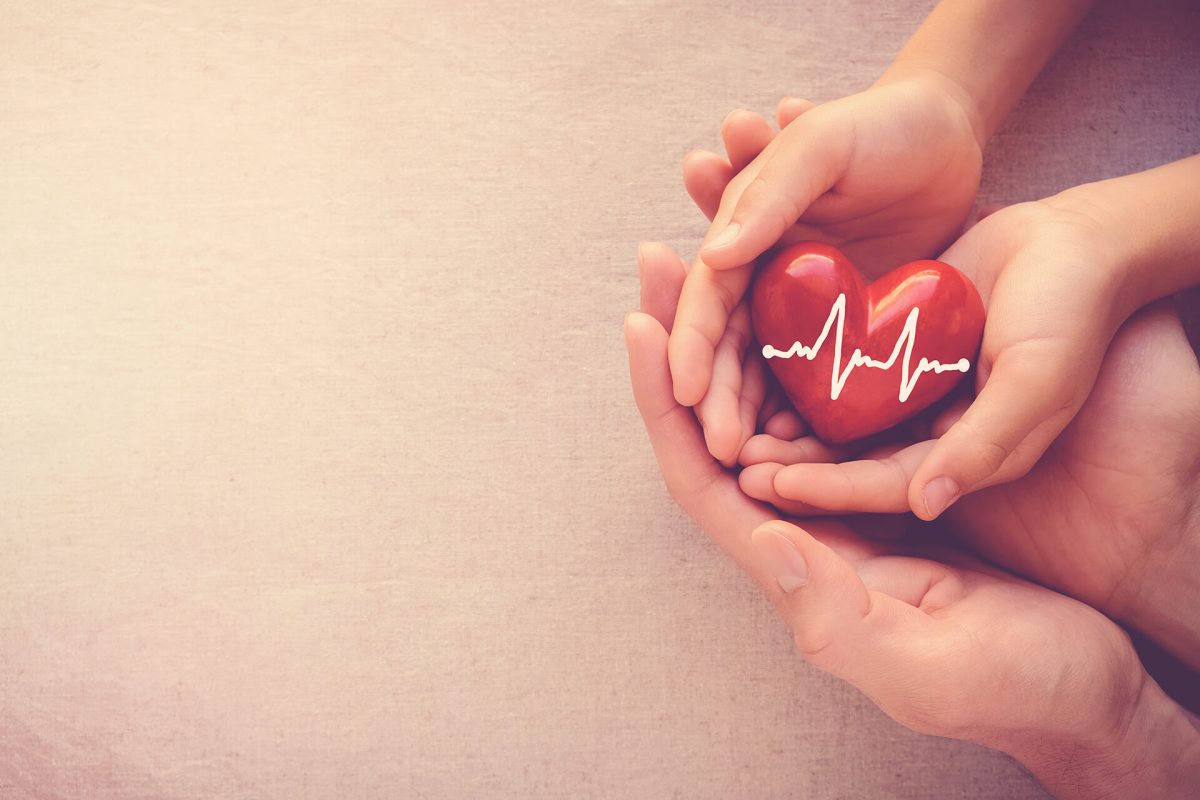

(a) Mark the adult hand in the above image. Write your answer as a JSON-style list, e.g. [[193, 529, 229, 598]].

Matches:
[[742, 294, 1200, 668], [689, 122, 1200, 667], [627, 242, 1200, 798]]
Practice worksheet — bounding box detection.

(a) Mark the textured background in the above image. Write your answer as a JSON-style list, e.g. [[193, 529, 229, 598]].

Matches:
[[2, 1, 1198, 798]]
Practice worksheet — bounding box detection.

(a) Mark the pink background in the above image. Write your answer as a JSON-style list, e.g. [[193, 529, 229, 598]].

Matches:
[[2, 1, 1197, 797]]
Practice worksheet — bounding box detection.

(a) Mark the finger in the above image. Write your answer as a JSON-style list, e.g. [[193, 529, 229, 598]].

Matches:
[[757, 384, 786, 428], [637, 242, 689, 331], [696, 302, 754, 462], [750, 521, 935, 680], [721, 109, 775, 172], [775, 96, 816, 129], [909, 343, 1094, 520], [738, 463, 838, 517], [738, 433, 848, 467], [763, 408, 806, 440], [930, 395, 971, 439], [699, 116, 851, 270], [667, 260, 753, 406], [625, 311, 772, 549], [772, 441, 934, 513], [733, 350, 770, 466], [683, 149, 733, 221]]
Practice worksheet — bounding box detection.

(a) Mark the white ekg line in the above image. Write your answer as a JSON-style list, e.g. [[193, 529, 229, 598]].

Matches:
[[761, 293, 971, 403]]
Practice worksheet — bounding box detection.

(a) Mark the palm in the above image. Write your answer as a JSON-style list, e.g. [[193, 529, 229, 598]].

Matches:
[[626, 241, 1137, 746], [950, 300, 1200, 611], [707, 158, 1200, 618]]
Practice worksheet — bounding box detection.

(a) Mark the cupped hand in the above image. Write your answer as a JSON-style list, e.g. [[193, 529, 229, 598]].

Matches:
[[673, 104, 814, 465], [627, 242, 1159, 796], [743, 291, 1200, 653], [684, 118, 1200, 636], [668, 74, 983, 465], [687, 107, 1143, 519]]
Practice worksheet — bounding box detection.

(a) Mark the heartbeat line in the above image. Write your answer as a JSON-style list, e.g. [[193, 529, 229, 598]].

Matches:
[[761, 293, 971, 402]]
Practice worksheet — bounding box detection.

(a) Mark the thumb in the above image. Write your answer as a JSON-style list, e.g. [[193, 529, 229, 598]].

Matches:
[[699, 116, 850, 270], [908, 342, 1098, 520], [749, 522, 929, 678], [750, 521, 969, 739]]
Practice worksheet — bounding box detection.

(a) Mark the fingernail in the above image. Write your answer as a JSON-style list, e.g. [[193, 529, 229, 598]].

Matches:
[[636, 241, 648, 268], [703, 222, 741, 252], [756, 529, 809, 593], [922, 476, 960, 518]]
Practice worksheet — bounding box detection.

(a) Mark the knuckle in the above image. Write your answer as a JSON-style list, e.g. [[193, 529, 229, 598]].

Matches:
[[793, 628, 839, 664], [707, 279, 740, 318], [664, 465, 721, 512], [682, 318, 721, 353], [974, 436, 1012, 474], [946, 418, 1014, 481], [881, 456, 911, 493], [722, 323, 750, 357], [740, 173, 801, 233]]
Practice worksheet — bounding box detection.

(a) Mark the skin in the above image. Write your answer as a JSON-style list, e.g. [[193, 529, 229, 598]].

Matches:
[[671, 79, 982, 463], [670, 0, 1100, 517], [741, 295, 1200, 667], [727, 181, 1200, 671], [685, 110, 1200, 670], [627, 242, 1200, 798]]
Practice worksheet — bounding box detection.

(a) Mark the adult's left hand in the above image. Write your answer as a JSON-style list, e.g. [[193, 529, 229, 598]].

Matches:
[[627, 242, 1200, 799]]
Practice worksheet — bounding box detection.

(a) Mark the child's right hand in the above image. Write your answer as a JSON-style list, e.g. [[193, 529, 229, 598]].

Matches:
[[671, 72, 984, 462]]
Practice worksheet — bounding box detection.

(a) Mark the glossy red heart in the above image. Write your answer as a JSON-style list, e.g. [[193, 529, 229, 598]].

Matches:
[[750, 242, 985, 444]]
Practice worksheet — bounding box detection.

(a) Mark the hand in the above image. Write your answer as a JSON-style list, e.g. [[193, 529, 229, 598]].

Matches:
[[742, 291, 1200, 666], [671, 105, 820, 466], [689, 126, 1200, 664], [627, 242, 1200, 798], [685, 114, 1133, 517], [668, 74, 983, 465]]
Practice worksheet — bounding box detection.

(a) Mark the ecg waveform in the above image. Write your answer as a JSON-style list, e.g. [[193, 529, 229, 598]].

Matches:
[[761, 293, 971, 402]]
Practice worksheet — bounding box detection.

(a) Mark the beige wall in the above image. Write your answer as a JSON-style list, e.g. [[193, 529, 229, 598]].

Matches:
[[1, 1, 1197, 797]]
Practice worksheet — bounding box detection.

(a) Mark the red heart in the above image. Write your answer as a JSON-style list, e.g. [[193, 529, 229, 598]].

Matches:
[[750, 242, 985, 444]]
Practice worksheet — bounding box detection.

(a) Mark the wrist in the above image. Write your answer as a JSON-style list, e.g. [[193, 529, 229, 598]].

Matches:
[[879, 0, 1096, 145], [874, 64, 987, 149], [1032, 184, 1133, 331], [1119, 497, 1200, 671], [1008, 671, 1200, 799], [1043, 155, 1200, 316]]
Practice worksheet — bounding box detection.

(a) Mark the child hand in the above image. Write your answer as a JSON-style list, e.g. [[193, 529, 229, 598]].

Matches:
[[741, 195, 1130, 519], [669, 74, 984, 462], [741, 295, 1200, 661], [676, 102, 816, 464]]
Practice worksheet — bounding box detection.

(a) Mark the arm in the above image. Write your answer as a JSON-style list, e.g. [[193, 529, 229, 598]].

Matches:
[[635, 241, 1200, 800], [671, 0, 1097, 467], [1009, 675, 1200, 800], [1120, 502, 1200, 671], [879, 0, 1097, 145], [1053, 154, 1200, 313], [698, 0, 1097, 269]]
